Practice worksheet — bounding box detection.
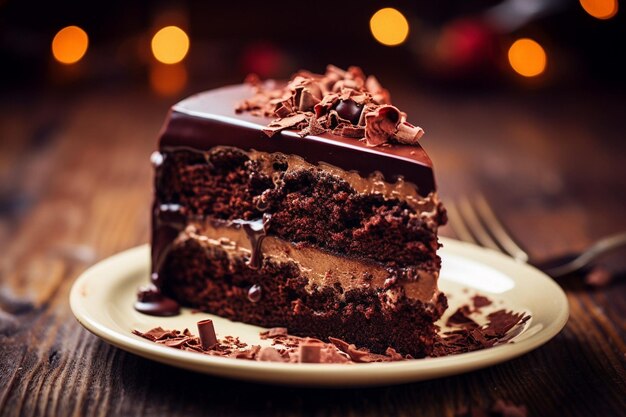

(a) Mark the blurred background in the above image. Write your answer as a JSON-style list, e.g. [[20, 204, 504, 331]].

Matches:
[[1, 0, 625, 267], [1, 0, 624, 95]]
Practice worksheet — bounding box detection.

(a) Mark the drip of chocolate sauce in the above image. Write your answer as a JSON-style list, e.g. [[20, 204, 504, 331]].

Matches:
[[232, 213, 272, 269], [136, 203, 185, 317], [138, 206, 272, 316], [247, 284, 262, 302], [151, 203, 186, 280]]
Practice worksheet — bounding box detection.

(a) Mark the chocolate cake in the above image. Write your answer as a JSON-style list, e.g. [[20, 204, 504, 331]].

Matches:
[[139, 65, 448, 358]]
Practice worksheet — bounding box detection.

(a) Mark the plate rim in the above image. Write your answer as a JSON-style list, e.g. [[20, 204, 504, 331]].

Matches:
[[69, 238, 569, 387]]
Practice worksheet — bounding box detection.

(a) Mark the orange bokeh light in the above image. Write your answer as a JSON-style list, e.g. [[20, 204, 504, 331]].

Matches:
[[508, 38, 547, 78], [52, 26, 89, 65], [150, 63, 187, 96], [151, 26, 189, 64], [369, 8, 410, 47], [579, 0, 618, 20]]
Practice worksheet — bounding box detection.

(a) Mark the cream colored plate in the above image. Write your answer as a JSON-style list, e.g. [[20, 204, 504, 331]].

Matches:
[[69, 238, 569, 387]]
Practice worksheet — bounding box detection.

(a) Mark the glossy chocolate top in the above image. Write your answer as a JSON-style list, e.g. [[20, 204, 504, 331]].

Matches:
[[159, 84, 436, 196]]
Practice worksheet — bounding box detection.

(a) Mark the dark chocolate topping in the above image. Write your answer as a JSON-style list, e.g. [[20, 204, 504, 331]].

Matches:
[[235, 65, 424, 147]]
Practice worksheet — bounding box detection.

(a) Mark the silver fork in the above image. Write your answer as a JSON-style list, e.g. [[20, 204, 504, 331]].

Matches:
[[446, 194, 626, 278]]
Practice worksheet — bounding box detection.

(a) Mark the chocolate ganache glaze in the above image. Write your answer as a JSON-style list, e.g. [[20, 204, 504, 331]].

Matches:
[[140, 69, 441, 317], [160, 84, 435, 194]]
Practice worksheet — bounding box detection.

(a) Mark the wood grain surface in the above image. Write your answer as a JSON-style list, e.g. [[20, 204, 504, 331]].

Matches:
[[0, 86, 625, 417]]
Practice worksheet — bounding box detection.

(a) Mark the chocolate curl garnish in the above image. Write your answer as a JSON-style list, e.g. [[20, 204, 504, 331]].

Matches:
[[328, 111, 350, 128], [333, 78, 363, 92], [298, 89, 321, 112], [273, 98, 294, 118], [347, 65, 367, 81], [395, 121, 424, 145], [299, 340, 323, 363], [260, 327, 289, 338], [197, 319, 218, 350], [237, 65, 425, 146], [366, 75, 391, 104], [333, 125, 365, 138], [364, 105, 401, 146], [314, 93, 340, 118], [328, 337, 400, 363], [325, 64, 348, 82], [132, 327, 179, 342], [299, 115, 326, 137], [341, 90, 368, 106], [262, 113, 309, 137], [257, 346, 287, 362]]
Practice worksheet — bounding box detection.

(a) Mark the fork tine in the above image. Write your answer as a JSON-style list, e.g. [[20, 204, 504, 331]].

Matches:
[[457, 197, 503, 252], [446, 200, 478, 244], [474, 194, 529, 263]]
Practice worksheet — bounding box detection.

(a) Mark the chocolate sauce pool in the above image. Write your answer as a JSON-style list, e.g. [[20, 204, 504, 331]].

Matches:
[[135, 283, 180, 316]]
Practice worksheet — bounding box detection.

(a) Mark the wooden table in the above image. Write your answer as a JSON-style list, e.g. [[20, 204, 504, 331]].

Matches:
[[1, 84, 625, 416]]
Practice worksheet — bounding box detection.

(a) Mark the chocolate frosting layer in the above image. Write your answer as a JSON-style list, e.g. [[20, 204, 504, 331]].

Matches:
[[176, 222, 440, 304], [159, 84, 436, 197]]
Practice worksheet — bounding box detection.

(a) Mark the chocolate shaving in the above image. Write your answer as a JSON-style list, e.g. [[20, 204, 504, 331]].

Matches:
[[446, 305, 479, 329], [329, 337, 406, 363], [133, 327, 402, 364], [197, 319, 218, 350], [131, 327, 178, 341], [231, 345, 261, 360], [133, 293, 531, 363], [483, 310, 530, 339], [395, 121, 425, 145], [257, 346, 287, 362], [334, 124, 365, 138], [434, 307, 530, 356], [472, 294, 493, 310], [299, 341, 323, 363], [236, 65, 425, 146], [262, 113, 309, 137], [260, 327, 288, 338]]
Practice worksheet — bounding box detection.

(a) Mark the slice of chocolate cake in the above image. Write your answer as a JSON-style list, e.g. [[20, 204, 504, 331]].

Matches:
[[140, 65, 448, 358]]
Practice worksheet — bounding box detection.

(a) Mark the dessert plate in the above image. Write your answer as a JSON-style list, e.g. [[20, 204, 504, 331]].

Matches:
[[69, 238, 569, 387]]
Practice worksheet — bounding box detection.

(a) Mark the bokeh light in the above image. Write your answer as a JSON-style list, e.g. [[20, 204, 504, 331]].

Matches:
[[435, 19, 494, 72], [52, 26, 89, 65], [151, 26, 189, 64], [579, 0, 618, 20], [369, 8, 410, 47], [241, 42, 286, 78], [508, 38, 547, 78], [150, 63, 187, 96]]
